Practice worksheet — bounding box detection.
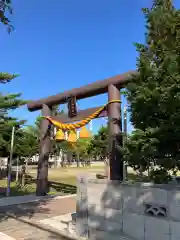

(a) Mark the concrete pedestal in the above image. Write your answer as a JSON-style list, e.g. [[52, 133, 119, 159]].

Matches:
[[76, 176, 180, 240]]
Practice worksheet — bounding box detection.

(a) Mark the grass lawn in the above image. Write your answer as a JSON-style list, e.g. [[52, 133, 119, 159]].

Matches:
[[0, 165, 146, 198], [0, 165, 104, 197], [0, 179, 37, 197]]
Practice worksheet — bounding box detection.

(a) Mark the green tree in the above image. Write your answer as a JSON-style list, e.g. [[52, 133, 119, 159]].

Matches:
[[0, 6, 25, 154], [0, 73, 27, 157], [122, 129, 158, 172], [0, 74, 26, 121], [52, 105, 64, 116], [125, 0, 180, 177], [50, 105, 65, 159], [89, 125, 109, 176], [0, 119, 25, 157], [15, 127, 39, 159], [12, 126, 39, 186], [90, 126, 108, 158], [75, 138, 91, 157], [0, 0, 13, 32], [74, 138, 92, 167]]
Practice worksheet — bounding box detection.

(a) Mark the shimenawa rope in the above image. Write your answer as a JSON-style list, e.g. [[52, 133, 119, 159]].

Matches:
[[42, 100, 121, 130]]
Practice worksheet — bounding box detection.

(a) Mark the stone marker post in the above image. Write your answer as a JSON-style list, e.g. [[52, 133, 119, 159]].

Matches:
[[76, 175, 89, 239]]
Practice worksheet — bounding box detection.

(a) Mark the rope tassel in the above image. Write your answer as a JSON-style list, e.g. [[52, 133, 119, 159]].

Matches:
[[42, 100, 121, 130]]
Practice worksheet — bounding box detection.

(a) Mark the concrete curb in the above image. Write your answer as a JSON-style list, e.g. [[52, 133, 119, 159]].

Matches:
[[0, 194, 76, 207], [37, 221, 79, 240], [39, 213, 79, 240], [6, 212, 80, 240]]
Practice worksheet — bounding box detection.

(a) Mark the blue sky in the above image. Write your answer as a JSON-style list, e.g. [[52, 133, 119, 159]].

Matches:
[[1, 0, 180, 133]]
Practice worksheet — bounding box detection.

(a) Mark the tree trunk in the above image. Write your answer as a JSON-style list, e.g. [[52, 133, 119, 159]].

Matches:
[[21, 158, 29, 186], [77, 153, 80, 167], [57, 149, 62, 168], [61, 152, 65, 168], [21, 164, 26, 187], [16, 157, 19, 182], [104, 156, 109, 178]]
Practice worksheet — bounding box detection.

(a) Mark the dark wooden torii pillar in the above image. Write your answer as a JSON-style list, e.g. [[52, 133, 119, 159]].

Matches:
[[27, 71, 137, 196], [36, 104, 52, 195], [108, 84, 122, 180]]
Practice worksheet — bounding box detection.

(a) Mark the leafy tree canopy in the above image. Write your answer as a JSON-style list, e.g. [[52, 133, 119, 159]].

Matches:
[[0, 73, 27, 157], [15, 127, 39, 159], [125, 0, 180, 173], [89, 126, 108, 158], [0, 0, 13, 32]]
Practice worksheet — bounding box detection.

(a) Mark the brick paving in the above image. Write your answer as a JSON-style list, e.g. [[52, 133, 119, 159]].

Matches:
[[0, 196, 76, 240]]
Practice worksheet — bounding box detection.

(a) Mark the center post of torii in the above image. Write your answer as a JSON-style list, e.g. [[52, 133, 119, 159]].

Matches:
[[27, 71, 136, 196]]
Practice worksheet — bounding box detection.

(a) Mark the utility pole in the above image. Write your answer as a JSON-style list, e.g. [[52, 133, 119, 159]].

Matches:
[[123, 106, 128, 181], [6, 126, 15, 197]]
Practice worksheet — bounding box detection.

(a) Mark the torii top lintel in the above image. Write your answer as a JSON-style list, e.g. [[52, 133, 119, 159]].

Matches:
[[27, 70, 137, 112]]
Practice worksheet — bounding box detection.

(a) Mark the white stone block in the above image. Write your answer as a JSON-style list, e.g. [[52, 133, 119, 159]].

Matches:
[[104, 208, 122, 223], [104, 233, 128, 240], [101, 185, 123, 209], [170, 221, 180, 240], [88, 194, 101, 205], [88, 204, 105, 231], [102, 197, 119, 209], [169, 190, 180, 221], [122, 186, 145, 214], [138, 187, 168, 206], [145, 217, 170, 240], [89, 229, 105, 240], [88, 187, 105, 205], [88, 215, 106, 231], [169, 190, 180, 205], [88, 204, 105, 216], [169, 204, 180, 221], [88, 184, 106, 196], [122, 186, 136, 198], [105, 220, 122, 234], [123, 213, 145, 240]]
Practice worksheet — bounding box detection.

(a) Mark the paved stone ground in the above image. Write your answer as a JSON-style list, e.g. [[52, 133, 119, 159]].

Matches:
[[0, 196, 76, 240]]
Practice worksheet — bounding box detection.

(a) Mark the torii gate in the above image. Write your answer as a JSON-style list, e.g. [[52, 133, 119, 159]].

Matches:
[[27, 71, 137, 196]]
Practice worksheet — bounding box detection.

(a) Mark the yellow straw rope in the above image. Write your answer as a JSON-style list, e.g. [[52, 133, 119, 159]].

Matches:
[[43, 100, 121, 130]]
